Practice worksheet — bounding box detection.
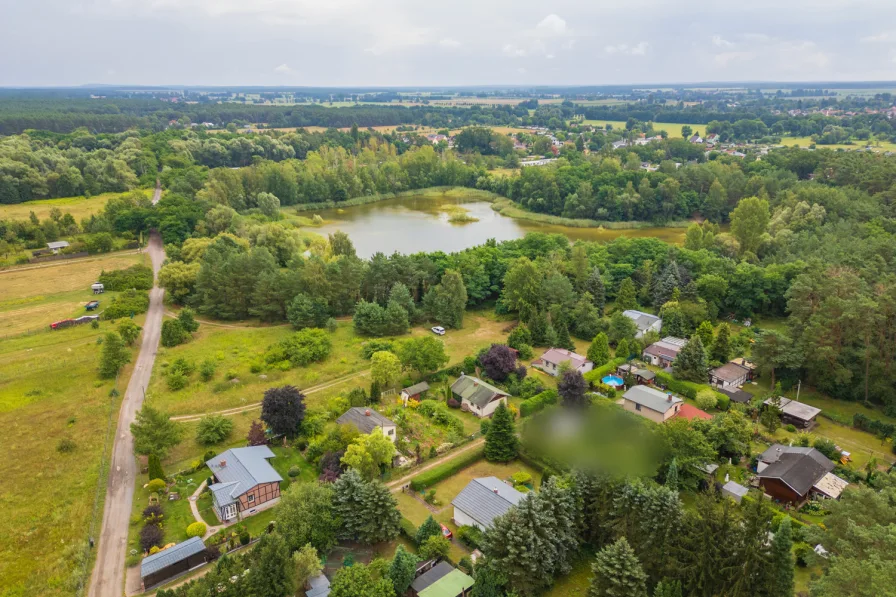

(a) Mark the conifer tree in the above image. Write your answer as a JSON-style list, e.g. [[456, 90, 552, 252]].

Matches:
[[388, 544, 418, 595], [333, 470, 400, 544], [555, 320, 575, 351], [769, 516, 794, 597], [585, 267, 606, 312], [588, 537, 648, 597], [616, 278, 637, 310], [673, 335, 708, 382], [695, 321, 715, 349], [615, 338, 630, 360], [654, 580, 683, 597], [415, 516, 442, 546], [484, 403, 518, 462], [245, 533, 295, 597], [147, 453, 165, 481], [710, 323, 732, 363], [666, 458, 679, 491], [588, 332, 611, 367]]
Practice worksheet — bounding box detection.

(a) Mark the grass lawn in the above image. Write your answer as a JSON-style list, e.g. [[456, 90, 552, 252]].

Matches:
[[545, 553, 595, 597], [395, 457, 540, 561], [779, 136, 896, 152], [581, 120, 704, 138], [0, 320, 139, 596], [0, 190, 151, 222]]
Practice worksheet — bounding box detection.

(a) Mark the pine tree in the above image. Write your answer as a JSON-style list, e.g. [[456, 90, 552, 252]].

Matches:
[[333, 470, 401, 544], [615, 338, 630, 360], [147, 453, 165, 481], [710, 323, 731, 363], [369, 380, 381, 404], [555, 320, 575, 351], [415, 516, 442, 546], [484, 402, 518, 462], [388, 544, 418, 595], [587, 332, 611, 366], [673, 335, 708, 382], [652, 262, 681, 307], [585, 267, 606, 312], [666, 458, 679, 491], [528, 311, 551, 346], [769, 516, 794, 597], [99, 332, 131, 379], [659, 302, 687, 338], [423, 269, 467, 329], [654, 580, 683, 597], [589, 537, 648, 597], [695, 321, 715, 348], [616, 278, 637, 310]]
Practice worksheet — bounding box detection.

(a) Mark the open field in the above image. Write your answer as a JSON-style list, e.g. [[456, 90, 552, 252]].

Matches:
[[0, 190, 151, 222], [0, 320, 139, 597], [0, 250, 146, 337], [779, 136, 896, 152], [146, 311, 511, 420], [582, 120, 704, 138]]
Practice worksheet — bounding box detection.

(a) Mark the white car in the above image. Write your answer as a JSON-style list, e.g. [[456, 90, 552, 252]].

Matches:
[[431, 326, 446, 336]]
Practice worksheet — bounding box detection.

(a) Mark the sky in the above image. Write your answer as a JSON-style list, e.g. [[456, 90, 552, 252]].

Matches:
[[3, 0, 896, 87]]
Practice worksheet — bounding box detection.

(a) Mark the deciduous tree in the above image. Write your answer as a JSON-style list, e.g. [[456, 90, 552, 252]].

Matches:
[[261, 385, 306, 438]]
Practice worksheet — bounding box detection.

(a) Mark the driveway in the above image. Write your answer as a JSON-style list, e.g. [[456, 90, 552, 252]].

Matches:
[[88, 224, 166, 597]]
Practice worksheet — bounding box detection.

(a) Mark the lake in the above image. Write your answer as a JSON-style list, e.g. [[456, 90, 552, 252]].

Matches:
[[312, 192, 687, 258]]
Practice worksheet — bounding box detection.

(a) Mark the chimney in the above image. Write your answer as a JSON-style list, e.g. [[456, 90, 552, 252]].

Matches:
[[667, 395, 672, 402], [219, 459, 226, 467], [493, 488, 499, 493], [365, 409, 371, 416]]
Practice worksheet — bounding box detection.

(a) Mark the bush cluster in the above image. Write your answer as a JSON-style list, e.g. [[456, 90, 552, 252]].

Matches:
[[103, 289, 150, 320], [519, 389, 559, 417], [98, 264, 154, 291], [409, 447, 483, 491]]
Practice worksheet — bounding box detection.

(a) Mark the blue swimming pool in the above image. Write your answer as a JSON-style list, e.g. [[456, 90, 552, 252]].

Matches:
[[602, 375, 624, 386]]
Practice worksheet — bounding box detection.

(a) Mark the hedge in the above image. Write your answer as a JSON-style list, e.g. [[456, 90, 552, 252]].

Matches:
[[654, 371, 725, 402], [409, 447, 484, 491], [98, 264, 154, 291], [583, 357, 627, 385], [853, 413, 896, 439], [519, 389, 559, 417], [399, 517, 417, 542]]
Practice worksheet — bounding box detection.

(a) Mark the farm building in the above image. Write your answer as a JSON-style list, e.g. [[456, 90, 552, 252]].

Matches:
[[140, 537, 207, 590], [621, 385, 682, 424], [411, 561, 475, 597], [533, 347, 593, 376], [46, 240, 70, 254], [642, 337, 688, 368], [452, 477, 524, 531], [206, 446, 282, 522], [336, 407, 397, 442], [450, 374, 508, 418], [762, 397, 821, 429]]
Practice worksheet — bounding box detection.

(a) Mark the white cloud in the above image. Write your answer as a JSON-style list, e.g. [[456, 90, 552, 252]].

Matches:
[[364, 27, 430, 55], [517, 67, 527, 74], [274, 63, 292, 73], [712, 35, 734, 48], [438, 37, 461, 48], [546, 53, 555, 59], [861, 30, 896, 43], [605, 42, 649, 55], [535, 14, 567, 37], [502, 43, 527, 57]]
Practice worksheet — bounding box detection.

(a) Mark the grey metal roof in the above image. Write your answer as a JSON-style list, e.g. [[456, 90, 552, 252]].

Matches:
[[717, 387, 752, 404], [305, 574, 331, 597], [205, 446, 282, 506], [336, 407, 395, 434], [141, 537, 205, 578], [411, 561, 455, 593], [402, 381, 430, 396], [711, 362, 750, 383], [451, 375, 509, 409], [622, 309, 661, 331], [758, 445, 834, 496], [46, 240, 70, 249], [722, 481, 749, 498], [622, 385, 682, 414], [451, 476, 524, 529], [764, 397, 821, 422]]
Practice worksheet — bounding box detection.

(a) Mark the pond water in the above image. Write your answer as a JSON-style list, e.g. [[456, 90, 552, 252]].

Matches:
[[312, 192, 687, 258]]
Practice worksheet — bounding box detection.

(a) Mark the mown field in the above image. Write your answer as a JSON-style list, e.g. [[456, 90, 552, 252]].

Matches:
[[779, 136, 896, 152], [0, 250, 146, 337], [0, 319, 139, 597], [0, 190, 151, 222], [582, 119, 704, 138]]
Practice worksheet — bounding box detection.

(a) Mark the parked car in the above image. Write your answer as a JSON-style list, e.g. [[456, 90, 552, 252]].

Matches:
[[440, 523, 453, 539], [85, 301, 100, 311], [431, 326, 446, 336]]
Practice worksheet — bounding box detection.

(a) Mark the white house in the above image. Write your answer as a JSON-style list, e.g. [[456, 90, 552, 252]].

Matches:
[[452, 477, 525, 530], [450, 374, 508, 418], [336, 407, 397, 442], [533, 347, 593, 377], [622, 309, 663, 339]]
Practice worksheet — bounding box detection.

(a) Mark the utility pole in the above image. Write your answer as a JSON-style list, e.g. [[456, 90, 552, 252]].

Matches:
[[796, 379, 801, 402]]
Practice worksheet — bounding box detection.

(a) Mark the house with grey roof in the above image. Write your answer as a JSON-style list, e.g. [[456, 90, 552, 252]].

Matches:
[[621, 385, 682, 424], [452, 476, 525, 530], [304, 573, 331, 597], [450, 374, 509, 418], [762, 397, 821, 429], [140, 536, 207, 589], [622, 309, 662, 338], [534, 347, 593, 377], [336, 407, 397, 442], [206, 446, 282, 522], [757, 444, 846, 504]]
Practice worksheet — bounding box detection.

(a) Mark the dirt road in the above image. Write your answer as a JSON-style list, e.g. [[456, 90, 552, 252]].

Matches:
[[88, 226, 165, 597]]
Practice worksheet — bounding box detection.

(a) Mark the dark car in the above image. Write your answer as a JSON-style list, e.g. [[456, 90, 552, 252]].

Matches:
[[85, 301, 100, 311]]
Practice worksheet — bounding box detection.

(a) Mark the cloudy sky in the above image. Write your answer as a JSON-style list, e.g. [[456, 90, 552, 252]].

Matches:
[[3, 0, 896, 87]]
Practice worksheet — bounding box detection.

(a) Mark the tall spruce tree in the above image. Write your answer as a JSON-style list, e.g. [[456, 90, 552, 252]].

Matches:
[[585, 267, 606, 312], [588, 537, 648, 597], [665, 458, 679, 491], [652, 262, 682, 307], [388, 544, 418, 595], [616, 278, 637, 311], [672, 335, 708, 382], [587, 332, 611, 366], [484, 402, 518, 462], [710, 323, 732, 363], [615, 338, 630, 360], [555, 320, 575, 351], [654, 580, 683, 597], [244, 532, 295, 597], [769, 516, 794, 597], [415, 516, 442, 546], [333, 470, 400, 544]]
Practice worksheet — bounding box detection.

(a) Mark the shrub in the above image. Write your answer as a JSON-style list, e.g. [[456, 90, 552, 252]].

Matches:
[[161, 319, 190, 348], [456, 525, 483, 549], [479, 419, 492, 435], [149, 546, 160, 555], [582, 358, 627, 386], [199, 359, 217, 382], [813, 438, 841, 461], [146, 478, 167, 493], [288, 466, 301, 478], [99, 265, 154, 291], [511, 471, 532, 485], [716, 394, 730, 411], [186, 522, 207, 538], [696, 390, 718, 411], [794, 542, 813, 567], [104, 289, 150, 320], [140, 524, 164, 552], [410, 448, 483, 491], [239, 529, 250, 545], [418, 535, 450, 560], [197, 415, 234, 445], [361, 339, 394, 360], [458, 556, 473, 574], [167, 371, 188, 391], [265, 328, 332, 367], [514, 484, 530, 493], [56, 437, 77, 453], [785, 423, 797, 433], [142, 504, 164, 520], [519, 389, 559, 417], [399, 517, 417, 541]]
